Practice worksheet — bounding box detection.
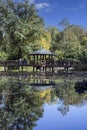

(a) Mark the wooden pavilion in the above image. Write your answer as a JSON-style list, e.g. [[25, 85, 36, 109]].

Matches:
[[29, 48, 55, 72]]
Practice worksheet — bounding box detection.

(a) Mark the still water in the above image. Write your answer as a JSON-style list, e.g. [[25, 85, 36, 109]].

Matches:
[[0, 73, 87, 130]]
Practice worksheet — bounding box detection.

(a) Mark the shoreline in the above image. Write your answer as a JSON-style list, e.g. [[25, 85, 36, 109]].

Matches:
[[0, 70, 87, 77]]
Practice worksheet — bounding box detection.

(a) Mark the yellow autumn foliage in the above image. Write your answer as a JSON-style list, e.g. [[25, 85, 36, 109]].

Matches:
[[39, 31, 51, 50], [39, 88, 51, 103]]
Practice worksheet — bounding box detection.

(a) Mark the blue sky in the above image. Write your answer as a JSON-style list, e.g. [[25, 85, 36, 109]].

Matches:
[[15, 0, 87, 28]]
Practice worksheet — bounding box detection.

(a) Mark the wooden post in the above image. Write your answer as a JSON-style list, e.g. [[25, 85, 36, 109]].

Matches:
[[40, 55, 41, 65], [22, 65, 23, 71], [52, 66, 54, 73], [4, 61, 7, 71], [34, 55, 35, 65], [33, 66, 35, 72]]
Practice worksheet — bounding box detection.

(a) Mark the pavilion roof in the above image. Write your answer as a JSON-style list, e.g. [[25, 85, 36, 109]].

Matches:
[[30, 49, 54, 55]]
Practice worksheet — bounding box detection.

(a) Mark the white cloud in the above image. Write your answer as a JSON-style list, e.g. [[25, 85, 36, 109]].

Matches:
[[35, 3, 50, 9]]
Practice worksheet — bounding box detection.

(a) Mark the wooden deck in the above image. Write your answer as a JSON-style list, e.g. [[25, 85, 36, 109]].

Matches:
[[0, 59, 79, 72]]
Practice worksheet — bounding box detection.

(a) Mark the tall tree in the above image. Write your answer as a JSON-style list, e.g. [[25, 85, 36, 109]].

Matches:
[[58, 18, 70, 30], [47, 27, 59, 51], [38, 30, 51, 50], [0, 0, 45, 60], [61, 27, 81, 59]]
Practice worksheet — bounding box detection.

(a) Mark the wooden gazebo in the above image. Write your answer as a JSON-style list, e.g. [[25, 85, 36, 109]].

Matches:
[[29, 48, 55, 72]]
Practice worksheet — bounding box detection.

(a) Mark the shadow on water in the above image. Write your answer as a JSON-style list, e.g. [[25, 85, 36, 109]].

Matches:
[[0, 73, 87, 129]]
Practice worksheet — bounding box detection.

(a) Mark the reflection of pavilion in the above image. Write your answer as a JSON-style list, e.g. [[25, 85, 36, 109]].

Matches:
[[16, 72, 56, 87], [29, 73, 55, 86], [29, 48, 55, 72]]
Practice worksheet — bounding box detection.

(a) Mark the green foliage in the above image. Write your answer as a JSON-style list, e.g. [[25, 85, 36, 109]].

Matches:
[[62, 28, 80, 59], [0, 75, 87, 127], [47, 27, 59, 51], [0, 0, 44, 60], [0, 0, 87, 62], [53, 24, 87, 61], [0, 51, 8, 60], [55, 50, 64, 60]]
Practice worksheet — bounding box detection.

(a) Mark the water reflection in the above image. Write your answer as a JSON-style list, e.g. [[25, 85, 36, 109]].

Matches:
[[0, 94, 5, 108], [0, 86, 44, 129], [0, 74, 87, 129]]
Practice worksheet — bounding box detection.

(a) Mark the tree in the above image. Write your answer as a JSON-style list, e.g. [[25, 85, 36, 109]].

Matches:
[[0, 0, 45, 60], [58, 18, 70, 30], [38, 30, 51, 50], [55, 23, 84, 60], [68, 25, 87, 62], [79, 35, 87, 62], [47, 27, 59, 52], [62, 28, 81, 59]]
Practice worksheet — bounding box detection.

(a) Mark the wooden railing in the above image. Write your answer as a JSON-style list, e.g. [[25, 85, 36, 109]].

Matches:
[[0, 59, 79, 68]]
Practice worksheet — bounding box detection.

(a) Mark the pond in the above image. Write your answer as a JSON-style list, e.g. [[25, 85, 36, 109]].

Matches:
[[0, 73, 87, 130]]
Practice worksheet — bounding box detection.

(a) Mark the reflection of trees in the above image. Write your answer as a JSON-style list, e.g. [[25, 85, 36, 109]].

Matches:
[[0, 76, 57, 130], [54, 80, 87, 116], [0, 81, 44, 130], [1, 75, 87, 125], [58, 104, 69, 116], [39, 88, 57, 103]]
